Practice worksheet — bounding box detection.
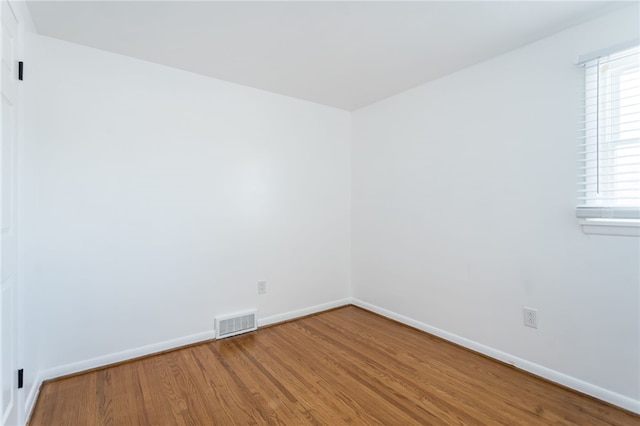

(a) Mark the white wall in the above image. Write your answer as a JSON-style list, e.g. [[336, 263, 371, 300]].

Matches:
[[352, 4, 639, 410], [21, 32, 350, 401]]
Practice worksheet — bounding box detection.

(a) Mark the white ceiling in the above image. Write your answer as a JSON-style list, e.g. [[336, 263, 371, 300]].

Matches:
[[27, 1, 626, 110]]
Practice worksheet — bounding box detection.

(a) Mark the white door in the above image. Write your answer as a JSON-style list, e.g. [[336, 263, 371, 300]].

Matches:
[[0, 0, 19, 424]]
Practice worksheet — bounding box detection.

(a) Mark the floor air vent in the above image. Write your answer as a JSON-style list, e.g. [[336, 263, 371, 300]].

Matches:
[[215, 310, 257, 339]]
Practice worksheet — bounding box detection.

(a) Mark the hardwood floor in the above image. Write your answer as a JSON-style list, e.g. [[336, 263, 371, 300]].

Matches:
[[30, 306, 638, 425]]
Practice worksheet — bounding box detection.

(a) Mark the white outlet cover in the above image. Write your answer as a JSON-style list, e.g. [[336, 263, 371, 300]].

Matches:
[[523, 308, 537, 328]]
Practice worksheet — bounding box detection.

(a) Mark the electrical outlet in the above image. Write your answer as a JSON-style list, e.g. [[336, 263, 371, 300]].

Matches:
[[258, 281, 267, 295], [523, 308, 537, 328]]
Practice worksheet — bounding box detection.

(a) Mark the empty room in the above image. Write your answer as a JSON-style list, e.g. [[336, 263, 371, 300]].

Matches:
[[0, 0, 638, 425]]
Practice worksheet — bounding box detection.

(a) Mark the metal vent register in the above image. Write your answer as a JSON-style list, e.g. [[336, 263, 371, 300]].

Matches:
[[215, 311, 257, 339]]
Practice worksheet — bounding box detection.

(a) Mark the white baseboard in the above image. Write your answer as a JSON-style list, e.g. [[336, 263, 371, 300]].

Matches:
[[24, 329, 215, 422], [258, 298, 351, 328], [351, 298, 640, 414], [37, 329, 216, 382], [24, 376, 42, 425]]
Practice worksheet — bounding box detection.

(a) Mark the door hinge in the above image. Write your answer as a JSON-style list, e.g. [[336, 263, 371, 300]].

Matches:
[[18, 61, 23, 81], [18, 369, 23, 389]]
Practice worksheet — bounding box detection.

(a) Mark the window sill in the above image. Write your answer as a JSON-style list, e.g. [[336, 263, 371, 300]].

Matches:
[[579, 218, 640, 237]]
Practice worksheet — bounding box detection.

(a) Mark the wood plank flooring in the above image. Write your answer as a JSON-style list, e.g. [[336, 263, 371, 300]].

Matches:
[[29, 306, 638, 425]]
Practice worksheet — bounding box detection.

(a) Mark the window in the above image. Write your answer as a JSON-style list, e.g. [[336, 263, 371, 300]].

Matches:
[[577, 43, 640, 236]]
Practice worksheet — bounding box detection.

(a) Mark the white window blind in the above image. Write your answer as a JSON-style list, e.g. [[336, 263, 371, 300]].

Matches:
[[577, 44, 640, 220]]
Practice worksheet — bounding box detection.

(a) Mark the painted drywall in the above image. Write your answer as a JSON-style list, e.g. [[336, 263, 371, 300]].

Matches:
[[351, 3, 640, 408], [20, 32, 350, 398]]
